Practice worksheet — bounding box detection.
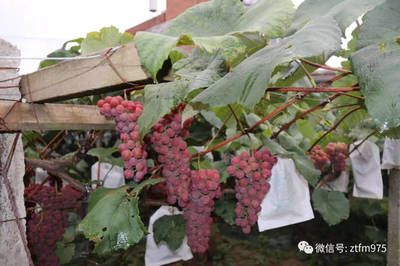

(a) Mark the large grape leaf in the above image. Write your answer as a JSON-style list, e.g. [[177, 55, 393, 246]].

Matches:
[[356, 0, 400, 49], [164, 0, 294, 38], [134, 0, 293, 78], [153, 214, 185, 251], [79, 179, 163, 255], [351, 0, 400, 130], [78, 186, 146, 255], [192, 18, 341, 109], [134, 32, 193, 79], [312, 189, 350, 226], [290, 0, 384, 33], [80, 26, 133, 55], [173, 48, 227, 91], [137, 80, 190, 138]]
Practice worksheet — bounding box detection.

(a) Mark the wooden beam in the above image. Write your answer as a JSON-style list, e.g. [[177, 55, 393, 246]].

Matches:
[[0, 101, 114, 131], [388, 169, 400, 266], [19, 43, 150, 103]]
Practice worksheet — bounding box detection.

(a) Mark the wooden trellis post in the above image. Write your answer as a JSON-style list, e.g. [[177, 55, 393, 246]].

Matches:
[[388, 169, 400, 266]]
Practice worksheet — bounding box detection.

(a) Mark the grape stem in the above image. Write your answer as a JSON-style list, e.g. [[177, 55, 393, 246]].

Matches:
[[266, 86, 359, 93], [193, 95, 304, 157], [308, 106, 363, 152], [300, 58, 352, 74], [348, 130, 377, 155], [272, 93, 344, 138]]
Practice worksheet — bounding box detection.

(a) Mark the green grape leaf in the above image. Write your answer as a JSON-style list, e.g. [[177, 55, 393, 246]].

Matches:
[[290, 0, 384, 33], [134, 32, 193, 79], [135, 0, 293, 78], [214, 194, 236, 225], [87, 147, 123, 167], [153, 214, 185, 251], [351, 0, 400, 131], [79, 186, 146, 255], [312, 189, 350, 226], [56, 242, 75, 265], [164, 0, 294, 39], [192, 17, 341, 109], [356, 0, 400, 49], [173, 48, 227, 91], [137, 80, 190, 138], [80, 26, 133, 55]]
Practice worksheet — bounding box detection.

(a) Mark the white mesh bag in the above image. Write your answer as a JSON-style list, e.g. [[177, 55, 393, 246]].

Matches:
[[350, 140, 383, 199], [258, 158, 314, 231]]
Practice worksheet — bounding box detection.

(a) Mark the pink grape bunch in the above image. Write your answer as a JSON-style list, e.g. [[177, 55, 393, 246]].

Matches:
[[97, 96, 148, 182], [325, 142, 348, 173], [25, 184, 83, 266], [309, 143, 348, 175], [309, 145, 331, 172], [149, 109, 192, 207], [227, 149, 277, 234], [183, 169, 221, 253]]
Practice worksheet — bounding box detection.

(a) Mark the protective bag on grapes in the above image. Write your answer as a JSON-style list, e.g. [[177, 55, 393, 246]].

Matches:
[[350, 140, 383, 199], [382, 138, 400, 170], [257, 158, 314, 231], [145, 206, 193, 266], [91, 162, 125, 189]]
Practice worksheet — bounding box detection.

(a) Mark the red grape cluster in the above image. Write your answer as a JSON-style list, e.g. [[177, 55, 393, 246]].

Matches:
[[310, 143, 348, 175], [309, 145, 330, 172], [25, 184, 83, 266], [183, 169, 221, 253], [325, 142, 348, 173], [149, 110, 192, 207], [227, 149, 277, 234], [97, 96, 148, 182]]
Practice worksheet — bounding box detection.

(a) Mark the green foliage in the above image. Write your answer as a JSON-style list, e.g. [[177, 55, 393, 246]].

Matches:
[[164, 0, 294, 38], [173, 48, 227, 90], [192, 17, 341, 108], [134, 0, 294, 78], [153, 215, 185, 251], [79, 179, 162, 255], [80, 26, 133, 55], [134, 32, 193, 79], [351, 0, 400, 131], [262, 135, 320, 186], [79, 186, 146, 255], [39, 38, 82, 69], [312, 189, 350, 226], [290, 0, 384, 32], [137, 80, 190, 138], [55, 213, 81, 264], [87, 147, 123, 167], [214, 194, 236, 226]]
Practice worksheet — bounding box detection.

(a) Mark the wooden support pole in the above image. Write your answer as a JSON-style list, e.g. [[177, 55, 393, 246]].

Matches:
[[19, 43, 150, 103], [0, 101, 114, 131], [388, 169, 400, 266]]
